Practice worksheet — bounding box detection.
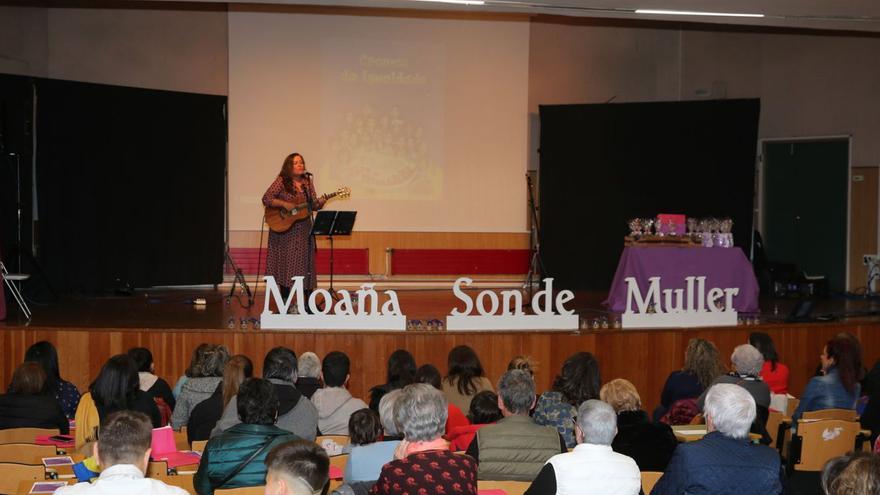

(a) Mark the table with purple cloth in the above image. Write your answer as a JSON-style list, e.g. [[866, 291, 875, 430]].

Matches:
[[604, 246, 760, 314]]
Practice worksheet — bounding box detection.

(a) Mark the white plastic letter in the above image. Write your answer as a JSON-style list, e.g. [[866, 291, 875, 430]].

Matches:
[[451, 277, 474, 316]]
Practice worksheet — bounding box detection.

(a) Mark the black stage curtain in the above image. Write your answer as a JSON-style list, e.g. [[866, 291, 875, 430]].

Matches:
[[539, 99, 760, 291], [34, 78, 226, 293]]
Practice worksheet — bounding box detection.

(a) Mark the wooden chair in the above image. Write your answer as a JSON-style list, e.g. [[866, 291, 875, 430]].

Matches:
[[0, 443, 57, 464], [0, 462, 45, 495], [0, 428, 59, 444], [316, 435, 351, 447], [688, 414, 705, 425], [328, 454, 348, 492], [791, 419, 861, 472], [215, 486, 265, 495], [765, 410, 785, 449], [802, 408, 858, 421], [641, 471, 663, 495], [163, 474, 196, 494], [477, 480, 531, 495], [146, 461, 170, 478], [191, 440, 208, 452], [175, 427, 190, 451]]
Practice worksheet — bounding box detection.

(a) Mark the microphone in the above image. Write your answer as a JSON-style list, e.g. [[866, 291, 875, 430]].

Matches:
[[303, 172, 313, 177]]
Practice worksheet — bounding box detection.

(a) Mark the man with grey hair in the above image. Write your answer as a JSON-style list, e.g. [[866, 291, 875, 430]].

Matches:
[[295, 352, 322, 399], [697, 344, 771, 411], [652, 384, 782, 494], [466, 369, 565, 481], [525, 400, 640, 494]]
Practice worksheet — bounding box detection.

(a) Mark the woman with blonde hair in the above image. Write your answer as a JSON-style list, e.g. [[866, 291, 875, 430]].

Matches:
[[187, 355, 253, 444], [821, 451, 880, 495], [600, 379, 676, 472], [654, 338, 725, 422]]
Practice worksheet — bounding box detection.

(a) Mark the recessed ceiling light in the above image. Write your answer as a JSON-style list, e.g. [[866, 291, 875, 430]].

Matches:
[[635, 9, 764, 18]]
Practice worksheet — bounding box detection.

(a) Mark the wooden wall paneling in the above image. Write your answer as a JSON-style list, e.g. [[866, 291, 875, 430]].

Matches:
[[849, 167, 879, 291]]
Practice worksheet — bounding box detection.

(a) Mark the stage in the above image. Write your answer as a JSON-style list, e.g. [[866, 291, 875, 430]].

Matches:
[[1, 286, 879, 414]]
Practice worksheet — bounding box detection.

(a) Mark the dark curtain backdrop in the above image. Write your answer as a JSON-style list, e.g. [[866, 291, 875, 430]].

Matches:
[[0, 75, 35, 271], [33, 78, 226, 293], [539, 99, 760, 291]]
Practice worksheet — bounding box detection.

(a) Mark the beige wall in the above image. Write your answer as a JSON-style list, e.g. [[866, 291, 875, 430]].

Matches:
[[0, 6, 49, 77]]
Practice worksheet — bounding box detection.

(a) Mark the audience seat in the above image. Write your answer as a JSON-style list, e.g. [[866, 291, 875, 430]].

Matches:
[[801, 408, 858, 422], [147, 461, 170, 478], [766, 410, 785, 448], [790, 419, 861, 472], [215, 485, 264, 495], [477, 480, 530, 495], [162, 474, 195, 494], [0, 428, 59, 444], [0, 443, 57, 464], [641, 471, 663, 495], [0, 462, 45, 495], [191, 440, 208, 453], [328, 453, 348, 492]]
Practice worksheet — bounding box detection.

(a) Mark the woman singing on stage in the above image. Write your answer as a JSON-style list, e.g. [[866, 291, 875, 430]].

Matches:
[[262, 153, 325, 305]]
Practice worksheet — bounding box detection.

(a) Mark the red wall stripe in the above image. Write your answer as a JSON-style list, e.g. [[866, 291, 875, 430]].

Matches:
[[391, 249, 530, 275], [228, 247, 370, 275]]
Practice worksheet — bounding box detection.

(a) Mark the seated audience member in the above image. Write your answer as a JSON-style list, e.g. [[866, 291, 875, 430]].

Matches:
[[749, 332, 790, 394], [792, 336, 862, 426], [526, 400, 640, 495], [57, 411, 188, 495], [187, 354, 253, 444], [821, 451, 880, 495], [368, 349, 417, 412], [447, 390, 502, 452], [312, 351, 368, 435], [534, 352, 600, 448], [861, 359, 880, 445], [173, 344, 210, 398], [378, 389, 403, 440], [655, 338, 725, 423], [344, 408, 400, 483], [372, 384, 477, 495], [697, 344, 771, 411], [507, 355, 537, 377], [0, 362, 69, 433], [128, 347, 176, 412], [296, 352, 322, 399], [651, 384, 783, 495], [265, 439, 331, 495], [415, 364, 469, 434], [467, 370, 565, 481], [600, 379, 676, 472], [212, 347, 318, 441], [171, 344, 229, 430], [195, 378, 300, 495], [442, 345, 494, 413], [22, 341, 81, 418], [75, 354, 161, 451]]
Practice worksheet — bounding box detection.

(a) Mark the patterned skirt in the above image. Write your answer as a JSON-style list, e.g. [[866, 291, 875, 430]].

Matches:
[[266, 218, 317, 290]]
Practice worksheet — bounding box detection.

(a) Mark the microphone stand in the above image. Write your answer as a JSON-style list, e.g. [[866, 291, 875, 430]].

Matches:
[[301, 175, 318, 311]]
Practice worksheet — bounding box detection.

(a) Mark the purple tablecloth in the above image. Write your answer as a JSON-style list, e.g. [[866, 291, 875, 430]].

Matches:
[[604, 246, 759, 313]]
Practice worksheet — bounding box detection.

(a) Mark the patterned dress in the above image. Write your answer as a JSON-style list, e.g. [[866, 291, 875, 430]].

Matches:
[[371, 449, 478, 495], [262, 176, 323, 290]]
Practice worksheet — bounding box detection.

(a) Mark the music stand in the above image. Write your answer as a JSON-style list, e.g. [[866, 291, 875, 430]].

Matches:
[[311, 211, 357, 298]]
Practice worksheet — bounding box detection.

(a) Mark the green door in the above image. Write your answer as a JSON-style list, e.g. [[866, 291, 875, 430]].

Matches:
[[763, 140, 849, 292]]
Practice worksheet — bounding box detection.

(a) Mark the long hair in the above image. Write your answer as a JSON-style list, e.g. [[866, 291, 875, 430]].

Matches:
[[90, 354, 139, 411], [444, 345, 486, 396], [552, 352, 601, 406], [280, 153, 305, 193], [749, 332, 780, 371], [223, 355, 254, 408], [826, 336, 861, 394], [24, 341, 62, 394], [683, 338, 726, 390], [386, 349, 417, 389]]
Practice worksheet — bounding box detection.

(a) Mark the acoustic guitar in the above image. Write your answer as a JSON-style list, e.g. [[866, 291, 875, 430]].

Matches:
[[264, 186, 351, 233]]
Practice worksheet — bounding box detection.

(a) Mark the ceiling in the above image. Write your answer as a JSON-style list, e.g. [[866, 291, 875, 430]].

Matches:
[[146, 0, 880, 33]]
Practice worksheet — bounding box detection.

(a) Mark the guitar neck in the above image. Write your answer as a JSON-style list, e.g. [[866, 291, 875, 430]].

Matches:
[[293, 192, 336, 209]]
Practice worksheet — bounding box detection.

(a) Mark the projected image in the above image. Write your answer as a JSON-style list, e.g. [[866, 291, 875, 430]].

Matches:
[[322, 38, 445, 200]]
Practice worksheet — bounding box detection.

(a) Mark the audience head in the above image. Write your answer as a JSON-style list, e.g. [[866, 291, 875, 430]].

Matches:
[[127, 347, 154, 373], [683, 338, 726, 389], [576, 399, 618, 446], [703, 383, 755, 440], [95, 410, 153, 472], [599, 378, 641, 414], [9, 362, 47, 395], [467, 390, 502, 424], [730, 344, 764, 376], [264, 347, 298, 382], [748, 332, 780, 370], [90, 354, 139, 409], [445, 345, 486, 396], [379, 389, 402, 436], [507, 355, 537, 377], [265, 439, 330, 495], [186, 344, 229, 378], [497, 369, 535, 416], [393, 383, 448, 443], [23, 341, 63, 393], [237, 378, 280, 425], [223, 354, 254, 408], [321, 351, 351, 388], [297, 352, 321, 380], [821, 451, 880, 495], [386, 349, 417, 388], [415, 364, 442, 390], [824, 335, 862, 394], [348, 408, 383, 446], [552, 352, 601, 406]]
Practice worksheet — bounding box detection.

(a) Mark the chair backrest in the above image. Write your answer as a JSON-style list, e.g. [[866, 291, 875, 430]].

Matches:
[[0, 428, 60, 444], [0, 462, 46, 495], [174, 427, 190, 451], [0, 443, 58, 464], [191, 439, 208, 453], [328, 454, 349, 493], [788, 398, 800, 416], [215, 485, 266, 495], [765, 410, 785, 449], [163, 474, 196, 493], [802, 408, 858, 421], [316, 435, 351, 457], [641, 471, 664, 495], [477, 480, 531, 495], [795, 419, 861, 471], [146, 461, 170, 478]]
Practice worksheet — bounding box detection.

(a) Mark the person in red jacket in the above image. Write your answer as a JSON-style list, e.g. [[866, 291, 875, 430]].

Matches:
[[749, 332, 790, 394], [447, 390, 503, 451]]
